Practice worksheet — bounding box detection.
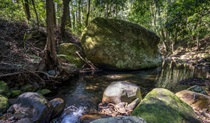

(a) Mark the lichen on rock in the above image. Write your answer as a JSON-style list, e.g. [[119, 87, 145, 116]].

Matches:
[[132, 88, 201, 123], [81, 17, 162, 70]]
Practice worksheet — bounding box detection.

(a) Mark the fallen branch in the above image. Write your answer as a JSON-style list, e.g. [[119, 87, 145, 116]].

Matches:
[[76, 51, 100, 72]]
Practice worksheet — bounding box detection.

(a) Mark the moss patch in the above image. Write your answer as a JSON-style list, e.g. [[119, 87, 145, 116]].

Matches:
[[0, 81, 11, 98], [132, 88, 200, 123], [58, 43, 84, 67], [81, 17, 162, 70], [0, 94, 9, 113]]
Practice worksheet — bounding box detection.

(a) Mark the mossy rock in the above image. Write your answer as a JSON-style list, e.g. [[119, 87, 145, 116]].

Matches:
[[131, 88, 201, 123], [11, 89, 22, 97], [91, 116, 146, 123], [58, 43, 84, 67], [0, 94, 9, 114], [37, 89, 51, 95], [21, 84, 33, 92], [0, 81, 11, 98], [81, 17, 162, 70]]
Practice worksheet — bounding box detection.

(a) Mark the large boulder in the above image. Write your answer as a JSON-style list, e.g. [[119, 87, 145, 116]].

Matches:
[[102, 81, 142, 104], [132, 88, 201, 123], [90, 116, 146, 123], [81, 17, 162, 70]]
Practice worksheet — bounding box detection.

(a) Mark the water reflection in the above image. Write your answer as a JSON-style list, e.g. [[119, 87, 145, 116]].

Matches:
[[55, 61, 210, 123], [156, 61, 210, 92]]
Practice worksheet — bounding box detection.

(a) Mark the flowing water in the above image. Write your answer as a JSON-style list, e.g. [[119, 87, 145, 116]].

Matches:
[[53, 61, 210, 123]]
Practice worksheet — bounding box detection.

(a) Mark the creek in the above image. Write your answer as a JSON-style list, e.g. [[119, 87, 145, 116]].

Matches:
[[52, 61, 210, 123]]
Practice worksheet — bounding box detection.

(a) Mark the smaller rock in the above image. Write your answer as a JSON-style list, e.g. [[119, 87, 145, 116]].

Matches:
[[58, 43, 84, 67], [102, 81, 142, 104], [187, 85, 208, 95], [0, 94, 9, 114], [16, 118, 33, 123], [0, 81, 11, 97], [176, 90, 210, 111], [20, 84, 33, 92], [80, 113, 108, 123], [49, 98, 65, 118], [47, 70, 57, 76], [37, 89, 51, 95], [11, 89, 22, 97], [90, 116, 146, 123]]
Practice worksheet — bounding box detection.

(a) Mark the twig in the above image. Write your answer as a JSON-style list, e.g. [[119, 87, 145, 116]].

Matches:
[[76, 51, 99, 71]]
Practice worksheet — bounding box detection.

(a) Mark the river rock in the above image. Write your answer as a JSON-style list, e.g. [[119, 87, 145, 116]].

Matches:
[[187, 85, 208, 95], [81, 17, 162, 70], [58, 43, 84, 67], [49, 98, 65, 118], [11, 89, 22, 97], [90, 116, 146, 123], [132, 88, 201, 123], [102, 81, 142, 104], [176, 90, 210, 111], [20, 84, 34, 92], [0, 81, 11, 97], [5, 92, 52, 123], [0, 94, 9, 115]]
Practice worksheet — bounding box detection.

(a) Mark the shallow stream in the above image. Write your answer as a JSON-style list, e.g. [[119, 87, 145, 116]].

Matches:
[[52, 61, 210, 123]]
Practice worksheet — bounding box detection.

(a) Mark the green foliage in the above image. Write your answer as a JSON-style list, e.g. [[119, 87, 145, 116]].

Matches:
[[0, 0, 209, 50], [127, 0, 210, 52], [0, 0, 25, 21]]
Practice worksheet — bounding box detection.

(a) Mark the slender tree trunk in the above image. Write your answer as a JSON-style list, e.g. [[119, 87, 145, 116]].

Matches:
[[105, 3, 108, 18], [53, 2, 56, 27], [115, 4, 118, 17], [71, 0, 75, 31], [31, 0, 39, 28], [23, 0, 31, 22], [44, 0, 58, 70], [85, 0, 90, 27], [61, 0, 71, 38], [78, 0, 81, 29]]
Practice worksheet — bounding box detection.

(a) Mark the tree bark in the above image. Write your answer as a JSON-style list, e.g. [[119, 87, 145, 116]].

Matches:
[[77, 0, 81, 29], [53, 2, 56, 27], [44, 0, 58, 70], [61, 0, 71, 38], [71, 0, 76, 31], [23, 0, 31, 22], [85, 0, 90, 27], [31, 0, 39, 28]]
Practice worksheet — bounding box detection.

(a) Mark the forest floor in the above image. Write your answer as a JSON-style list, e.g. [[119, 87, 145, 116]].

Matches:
[[0, 18, 79, 90], [167, 35, 210, 78]]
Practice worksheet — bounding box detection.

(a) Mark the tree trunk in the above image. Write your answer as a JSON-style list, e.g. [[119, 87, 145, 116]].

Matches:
[[85, 0, 90, 27], [71, 0, 76, 31], [53, 2, 56, 27], [31, 0, 39, 28], [78, 0, 81, 29], [61, 0, 71, 38], [23, 0, 31, 22], [44, 0, 58, 70]]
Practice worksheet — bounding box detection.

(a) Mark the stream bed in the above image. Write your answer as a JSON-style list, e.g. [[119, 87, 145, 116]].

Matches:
[[52, 61, 210, 123]]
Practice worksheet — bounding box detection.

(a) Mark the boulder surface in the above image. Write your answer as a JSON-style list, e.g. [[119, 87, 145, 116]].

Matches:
[[132, 88, 201, 123], [81, 17, 162, 70]]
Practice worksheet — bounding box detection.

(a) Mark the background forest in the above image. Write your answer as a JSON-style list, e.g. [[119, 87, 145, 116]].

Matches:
[[1, 0, 210, 54]]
